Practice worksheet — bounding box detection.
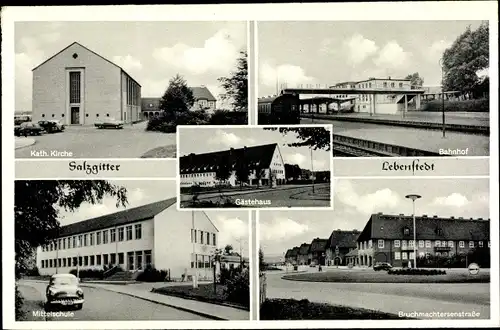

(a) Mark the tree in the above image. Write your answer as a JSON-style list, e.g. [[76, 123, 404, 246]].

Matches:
[[211, 248, 223, 293], [254, 166, 266, 188], [442, 22, 489, 96], [218, 51, 248, 112], [235, 159, 250, 190], [259, 248, 265, 271], [405, 72, 424, 88], [215, 155, 232, 189], [159, 74, 195, 116], [15, 181, 128, 277], [224, 244, 234, 255], [284, 163, 302, 181], [263, 127, 331, 151]]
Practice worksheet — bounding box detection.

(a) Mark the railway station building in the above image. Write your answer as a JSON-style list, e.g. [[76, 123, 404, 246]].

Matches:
[[37, 198, 220, 281], [179, 143, 287, 188], [32, 42, 141, 125], [356, 212, 490, 268]]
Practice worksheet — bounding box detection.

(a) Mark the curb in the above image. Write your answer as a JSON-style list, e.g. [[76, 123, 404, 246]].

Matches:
[[15, 138, 36, 150], [152, 290, 249, 311], [79, 283, 226, 320]]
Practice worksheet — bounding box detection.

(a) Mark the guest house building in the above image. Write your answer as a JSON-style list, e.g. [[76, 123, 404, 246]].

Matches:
[[32, 42, 141, 125], [356, 213, 490, 268], [285, 247, 299, 265], [325, 229, 360, 266], [37, 198, 220, 280], [308, 238, 329, 266], [297, 243, 311, 265], [179, 143, 287, 188]]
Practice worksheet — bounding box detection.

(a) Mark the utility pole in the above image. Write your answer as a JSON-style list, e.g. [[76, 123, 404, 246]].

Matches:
[[439, 58, 446, 138], [192, 210, 198, 288], [310, 147, 315, 194], [405, 194, 422, 269]]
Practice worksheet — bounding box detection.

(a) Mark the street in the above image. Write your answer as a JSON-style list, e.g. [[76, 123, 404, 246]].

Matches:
[[263, 267, 490, 319], [181, 183, 332, 208], [18, 281, 209, 321], [15, 121, 176, 159]]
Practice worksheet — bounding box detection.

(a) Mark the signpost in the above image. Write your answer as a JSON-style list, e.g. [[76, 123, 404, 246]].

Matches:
[[468, 263, 480, 275]]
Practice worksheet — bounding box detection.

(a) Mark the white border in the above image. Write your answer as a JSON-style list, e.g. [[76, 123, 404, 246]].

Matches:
[[175, 124, 334, 211], [2, 2, 499, 329]]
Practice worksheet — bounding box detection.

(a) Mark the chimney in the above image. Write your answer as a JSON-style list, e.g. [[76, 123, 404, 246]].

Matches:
[[388, 76, 392, 80], [450, 216, 455, 219], [433, 215, 438, 218], [470, 218, 473, 220], [422, 214, 428, 217], [399, 213, 404, 216], [189, 153, 195, 161], [478, 217, 483, 220], [378, 212, 383, 215]]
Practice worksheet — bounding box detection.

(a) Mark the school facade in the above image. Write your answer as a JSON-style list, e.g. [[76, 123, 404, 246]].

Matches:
[[36, 198, 220, 280]]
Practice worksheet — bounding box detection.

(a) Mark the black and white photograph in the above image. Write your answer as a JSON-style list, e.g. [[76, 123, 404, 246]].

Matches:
[[14, 21, 248, 159], [257, 21, 490, 157], [15, 180, 250, 321], [178, 125, 333, 209], [259, 178, 490, 320]]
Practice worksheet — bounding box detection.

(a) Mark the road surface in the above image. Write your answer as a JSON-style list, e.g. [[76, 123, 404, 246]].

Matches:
[[263, 268, 490, 319], [181, 183, 331, 208], [15, 121, 176, 159], [18, 281, 209, 321]]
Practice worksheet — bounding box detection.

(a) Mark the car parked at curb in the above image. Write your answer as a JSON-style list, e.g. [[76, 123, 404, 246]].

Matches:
[[373, 262, 393, 271], [95, 117, 124, 129], [38, 120, 64, 133], [45, 273, 84, 310], [15, 122, 45, 136]]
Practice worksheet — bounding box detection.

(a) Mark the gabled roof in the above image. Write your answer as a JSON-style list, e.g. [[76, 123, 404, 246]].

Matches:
[[58, 198, 176, 237], [358, 213, 490, 242], [179, 143, 278, 174], [32, 41, 141, 86], [345, 248, 358, 257], [309, 238, 329, 253], [327, 230, 360, 249], [191, 86, 216, 102], [287, 247, 300, 258], [298, 243, 311, 255], [284, 249, 293, 258]]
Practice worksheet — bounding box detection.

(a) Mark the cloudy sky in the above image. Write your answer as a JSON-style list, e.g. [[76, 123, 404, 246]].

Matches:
[[178, 127, 332, 171], [258, 20, 485, 97], [55, 180, 250, 257], [259, 178, 489, 256], [15, 21, 247, 112]]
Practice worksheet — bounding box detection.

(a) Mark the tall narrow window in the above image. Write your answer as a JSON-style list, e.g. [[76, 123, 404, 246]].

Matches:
[[69, 72, 81, 103]]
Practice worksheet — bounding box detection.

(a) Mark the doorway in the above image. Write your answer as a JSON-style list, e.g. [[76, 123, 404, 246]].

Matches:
[[71, 107, 80, 124], [128, 252, 134, 271], [136, 253, 143, 270]]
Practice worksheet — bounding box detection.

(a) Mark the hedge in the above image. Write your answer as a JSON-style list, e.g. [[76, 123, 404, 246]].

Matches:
[[69, 268, 104, 279], [421, 99, 489, 112], [135, 265, 170, 282], [388, 268, 446, 275]]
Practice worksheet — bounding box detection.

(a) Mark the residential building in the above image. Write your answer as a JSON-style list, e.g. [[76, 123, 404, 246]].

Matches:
[[356, 213, 490, 268], [285, 247, 299, 265], [32, 42, 141, 125], [179, 143, 286, 188], [140, 86, 217, 119], [297, 243, 311, 265], [37, 198, 220, 280], [308, 238, 329, 266], [325, 229, 360, 266]]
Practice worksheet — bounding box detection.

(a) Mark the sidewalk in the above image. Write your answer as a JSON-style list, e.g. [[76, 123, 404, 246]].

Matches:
[[80, 282, 250, 320], [15, 137, 36, 149]]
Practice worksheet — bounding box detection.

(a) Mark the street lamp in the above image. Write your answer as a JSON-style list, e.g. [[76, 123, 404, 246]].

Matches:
[[310, 147, 315, 193], [192, 210, 198, 289], [405, 194, 422, 269], [439, 58, 446, 138]]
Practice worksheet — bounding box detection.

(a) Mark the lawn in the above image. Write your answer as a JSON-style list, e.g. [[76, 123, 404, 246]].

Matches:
[[152, 284, 249, 310], [260, 298, 408, 320], [282, 270, 490, 283], [141, 145, 176, 158]]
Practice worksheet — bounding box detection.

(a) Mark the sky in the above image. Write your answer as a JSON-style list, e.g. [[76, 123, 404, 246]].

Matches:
[[259, 178, 489, 256], [15, 21, 247, 112], [178, 127, 332, 171], [258, 20, 485, 97], [55, 180, 250, 257]]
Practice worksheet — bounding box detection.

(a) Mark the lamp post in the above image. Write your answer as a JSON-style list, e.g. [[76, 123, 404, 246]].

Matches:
[[76, 239, 80, 280], [439, 58, 446, 138], [405, 194, 422, 269], [192, 210, 198, 289], [310, 147, 315, 194]]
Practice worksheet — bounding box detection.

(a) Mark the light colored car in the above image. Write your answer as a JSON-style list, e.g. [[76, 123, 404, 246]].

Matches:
[[45, 273, 84, 310], [94, 117, 124, 129], [49, 119, 65, 132]]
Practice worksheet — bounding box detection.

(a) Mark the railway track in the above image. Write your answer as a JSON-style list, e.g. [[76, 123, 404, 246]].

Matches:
[[302, 114, 489, 135], [333, 135, 442, 157]]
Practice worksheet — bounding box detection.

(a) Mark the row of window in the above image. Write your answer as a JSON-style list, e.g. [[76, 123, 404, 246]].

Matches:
[[126, 76, 140, 106], [41, 250, 152, 269], [191, 254, 213, 269], [359, 239, 490, 250], [41, 113, 115, 119], [394, 251, 457, 260], [191, 229, 217, 246], [41, 224, 142, 252]]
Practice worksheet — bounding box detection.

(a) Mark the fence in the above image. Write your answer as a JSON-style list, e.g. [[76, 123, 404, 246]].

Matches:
[[259, 272, 267, 305]]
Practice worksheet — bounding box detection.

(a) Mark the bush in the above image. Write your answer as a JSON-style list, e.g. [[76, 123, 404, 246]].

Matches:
[[69, 268, 104, 279], [15, 285, 25, 321], [24, 266, 40, 277], [209, 110, 247, 125], [421, 99, 489, 112], [135, 264, 170, 282], [388, 268, 446, 275], [186, 198, 239, 208], [218, 266, 243, 285], [224, 268, 250, 307]]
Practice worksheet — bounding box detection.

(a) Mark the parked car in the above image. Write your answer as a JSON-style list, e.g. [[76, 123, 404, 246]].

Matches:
[[95, 117, 124, 129], [45, 273, 84, 310], [15, 122, 44, 136], [38, 120, 64, 133], [50, 119, 65, 132], [373, 262, 393, 271]]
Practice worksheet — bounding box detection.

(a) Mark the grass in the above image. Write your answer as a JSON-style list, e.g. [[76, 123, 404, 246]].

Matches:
[[152, 283, 248, 310], [260, 298, 408, 320], [141, 145, 176, 158], [282, 270, 490, 283]]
